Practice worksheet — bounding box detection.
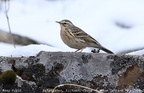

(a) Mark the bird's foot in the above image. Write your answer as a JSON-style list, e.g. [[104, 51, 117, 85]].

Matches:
[[91, 49, 100, 53]]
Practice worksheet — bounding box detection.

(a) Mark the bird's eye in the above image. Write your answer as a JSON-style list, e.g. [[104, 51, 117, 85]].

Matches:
[[62, 23, 67, 26]]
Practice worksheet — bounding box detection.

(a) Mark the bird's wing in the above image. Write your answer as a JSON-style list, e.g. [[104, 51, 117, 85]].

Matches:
[[70, 26, 101, 45]]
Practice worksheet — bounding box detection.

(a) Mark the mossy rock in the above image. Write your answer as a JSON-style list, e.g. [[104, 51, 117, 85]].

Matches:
[[0, 70, 16, 85]]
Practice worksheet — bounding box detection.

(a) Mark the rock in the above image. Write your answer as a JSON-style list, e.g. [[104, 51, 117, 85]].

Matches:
[[0, 51, 144, 93], [0, 29, 48, 45]]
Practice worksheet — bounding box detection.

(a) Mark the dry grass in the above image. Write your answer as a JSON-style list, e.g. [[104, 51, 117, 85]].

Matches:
[[52, 83, 103, 93]]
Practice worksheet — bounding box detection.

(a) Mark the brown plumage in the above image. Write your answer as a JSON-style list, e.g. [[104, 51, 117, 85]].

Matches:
[[56, 19, 114, 54]]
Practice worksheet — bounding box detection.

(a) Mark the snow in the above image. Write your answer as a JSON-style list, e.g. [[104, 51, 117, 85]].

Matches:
[[6, 44, 64, 57], [0, 0, 144, 57]]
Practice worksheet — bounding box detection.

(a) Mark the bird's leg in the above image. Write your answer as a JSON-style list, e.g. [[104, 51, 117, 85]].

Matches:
[[75, 48, 84, 52], [75, 49, 80, 52], [79, 48, 84, 52]]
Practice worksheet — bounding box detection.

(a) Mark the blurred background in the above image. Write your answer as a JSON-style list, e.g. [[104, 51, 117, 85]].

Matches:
[[0, 0, 144, 55]]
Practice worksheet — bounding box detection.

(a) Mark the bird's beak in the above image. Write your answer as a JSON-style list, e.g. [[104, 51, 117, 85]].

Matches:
[[56, 21, 60, 23]]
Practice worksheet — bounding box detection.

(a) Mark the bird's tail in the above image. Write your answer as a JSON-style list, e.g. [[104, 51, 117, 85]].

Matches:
[[101, 46, 114, 54]]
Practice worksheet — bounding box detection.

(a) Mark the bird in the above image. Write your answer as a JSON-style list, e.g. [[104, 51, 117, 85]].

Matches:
[[56, 19, 114, 54]]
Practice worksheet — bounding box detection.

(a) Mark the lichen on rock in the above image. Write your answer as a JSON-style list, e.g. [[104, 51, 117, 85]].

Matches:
[[0, 51, 144, 93]]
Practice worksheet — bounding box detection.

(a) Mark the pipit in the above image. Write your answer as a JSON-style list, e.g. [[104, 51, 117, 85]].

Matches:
[[56, 19, 114, 54]]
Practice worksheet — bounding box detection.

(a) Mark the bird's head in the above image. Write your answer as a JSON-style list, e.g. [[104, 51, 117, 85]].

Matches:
[[56, 19, 74, 27]]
